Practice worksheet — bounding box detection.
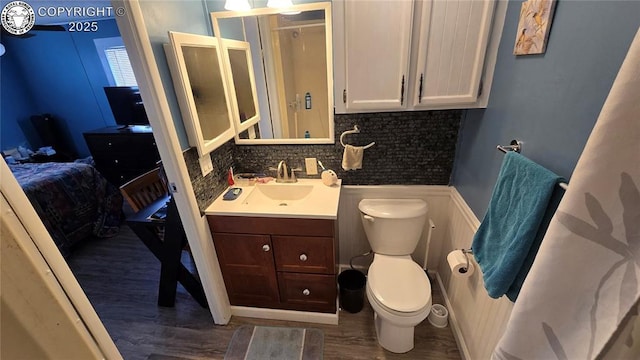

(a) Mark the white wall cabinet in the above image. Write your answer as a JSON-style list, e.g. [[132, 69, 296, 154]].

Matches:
[[342, 0, 414, 111], [334, 0, 505, 113]]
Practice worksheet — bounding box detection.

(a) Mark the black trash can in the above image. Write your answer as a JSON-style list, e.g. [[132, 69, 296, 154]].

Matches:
[[338, 269, 366, 313]]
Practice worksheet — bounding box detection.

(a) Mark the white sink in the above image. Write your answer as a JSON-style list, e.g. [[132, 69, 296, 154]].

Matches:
[[206, 178, 342, 219], [244, 184, 314, 206]]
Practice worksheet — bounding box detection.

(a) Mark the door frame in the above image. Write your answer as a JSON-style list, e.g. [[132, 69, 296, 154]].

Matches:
[[111, 0, 232, 324]]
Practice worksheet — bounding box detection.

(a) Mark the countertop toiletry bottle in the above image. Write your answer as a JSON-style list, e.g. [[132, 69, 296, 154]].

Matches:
[[304, 130, 310, 138], [227, 167, 234, 186]]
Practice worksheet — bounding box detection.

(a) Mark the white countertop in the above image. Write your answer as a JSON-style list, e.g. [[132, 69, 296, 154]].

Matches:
[[205, 178, 342, 219]]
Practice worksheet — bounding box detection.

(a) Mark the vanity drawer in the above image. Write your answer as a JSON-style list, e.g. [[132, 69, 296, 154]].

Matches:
[[277, 272, 336, 313], [272, 236, 334, 274], [208, 216, 334, 237]]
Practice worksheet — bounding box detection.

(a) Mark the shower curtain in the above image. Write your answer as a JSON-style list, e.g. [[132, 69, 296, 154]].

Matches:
[[493, 28, 640, 359]]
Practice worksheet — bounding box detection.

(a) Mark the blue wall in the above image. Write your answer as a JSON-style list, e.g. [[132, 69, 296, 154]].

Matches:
[[1, 51, 41, 150], [451, 1, 640, 218], [1, 19, 122, 157]]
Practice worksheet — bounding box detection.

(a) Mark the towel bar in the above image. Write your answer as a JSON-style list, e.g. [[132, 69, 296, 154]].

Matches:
[[340, 125, 375, 149], [497, 140, 522, 153], [496, 140, 569, 190]]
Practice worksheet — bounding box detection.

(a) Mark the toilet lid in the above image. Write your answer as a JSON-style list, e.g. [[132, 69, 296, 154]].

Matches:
[[358, 199, 427, 219], [368, 255, 431, 312]]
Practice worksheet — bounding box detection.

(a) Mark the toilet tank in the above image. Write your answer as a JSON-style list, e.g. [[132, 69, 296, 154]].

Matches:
[[359, 199, 428, 255]]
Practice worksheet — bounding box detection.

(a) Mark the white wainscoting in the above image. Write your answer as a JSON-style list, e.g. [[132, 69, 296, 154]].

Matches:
[[337, 185, 451, 269], [438, 188, 514, 360]]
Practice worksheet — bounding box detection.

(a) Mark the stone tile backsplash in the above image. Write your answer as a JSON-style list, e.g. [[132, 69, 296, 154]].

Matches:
[[183, 140, 234, 213], [185, 110, 463, 212]]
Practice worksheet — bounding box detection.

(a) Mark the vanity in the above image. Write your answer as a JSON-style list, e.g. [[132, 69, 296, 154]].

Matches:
[[205, 179, 342, 316]]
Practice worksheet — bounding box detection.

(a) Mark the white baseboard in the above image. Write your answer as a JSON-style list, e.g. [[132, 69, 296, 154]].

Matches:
[[436, 272, 471, 360], [231, 306, 339, 325]]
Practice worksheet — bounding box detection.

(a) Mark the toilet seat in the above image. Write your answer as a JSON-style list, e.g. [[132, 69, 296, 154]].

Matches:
[[368, 254, 431, 313]]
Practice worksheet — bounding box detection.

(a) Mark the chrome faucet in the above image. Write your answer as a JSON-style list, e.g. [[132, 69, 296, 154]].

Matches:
[[271, 160, 301, 183]]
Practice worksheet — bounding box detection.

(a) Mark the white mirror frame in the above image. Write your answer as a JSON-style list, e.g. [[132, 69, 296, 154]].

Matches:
[[165, 31, 235, 156], [211, 2, 334, 145], [219, 38, 261, 137]]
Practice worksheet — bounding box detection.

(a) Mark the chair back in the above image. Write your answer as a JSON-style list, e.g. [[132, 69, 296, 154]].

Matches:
[[119, 167, 169, 212]]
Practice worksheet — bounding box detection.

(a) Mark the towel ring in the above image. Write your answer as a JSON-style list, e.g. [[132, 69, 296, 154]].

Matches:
[[340, 125, 375, 149]]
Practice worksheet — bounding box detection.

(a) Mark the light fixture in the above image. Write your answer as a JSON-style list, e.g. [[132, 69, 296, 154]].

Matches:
[[224, 0, 251, 11], [0, 44, 5, 57], [267, 0, 300, 15]]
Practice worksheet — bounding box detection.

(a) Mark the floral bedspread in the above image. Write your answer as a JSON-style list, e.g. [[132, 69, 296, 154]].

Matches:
[[10, 162, 123, 257]]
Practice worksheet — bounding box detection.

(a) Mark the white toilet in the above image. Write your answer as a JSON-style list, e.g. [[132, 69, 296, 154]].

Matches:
[[359, 199, 432, 353]]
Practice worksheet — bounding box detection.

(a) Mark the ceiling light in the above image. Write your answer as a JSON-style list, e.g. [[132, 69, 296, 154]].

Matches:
[[224, 0, 251, 11], [0, 44, 5, 57]]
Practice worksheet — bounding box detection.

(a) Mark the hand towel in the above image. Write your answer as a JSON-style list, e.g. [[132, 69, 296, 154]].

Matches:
[[472, 151, 563, 300], [342, 144, 363, 171]]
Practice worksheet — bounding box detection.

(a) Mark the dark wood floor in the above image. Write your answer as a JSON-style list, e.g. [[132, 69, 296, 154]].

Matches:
[[67, 226, 461, 360]]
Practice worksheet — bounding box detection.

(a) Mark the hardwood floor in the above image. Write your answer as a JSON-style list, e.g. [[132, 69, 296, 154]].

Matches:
[[67, 226, 461, 360]]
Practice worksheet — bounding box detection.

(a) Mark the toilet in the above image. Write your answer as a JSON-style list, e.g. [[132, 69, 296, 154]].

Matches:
[[359, 199, 431, 353]]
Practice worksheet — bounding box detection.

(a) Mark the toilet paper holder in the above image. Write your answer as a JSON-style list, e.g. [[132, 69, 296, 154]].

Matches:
[[459, 248, 473, 273]]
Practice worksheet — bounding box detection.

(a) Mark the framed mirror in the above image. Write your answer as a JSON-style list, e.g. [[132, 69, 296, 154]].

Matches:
[[165, 31, 235, 156], [220, 38, 260, 136], [211, 2, 334, 145]]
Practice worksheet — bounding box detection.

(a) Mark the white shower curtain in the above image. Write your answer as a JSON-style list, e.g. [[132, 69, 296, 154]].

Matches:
[[493, 28, 640, 359]]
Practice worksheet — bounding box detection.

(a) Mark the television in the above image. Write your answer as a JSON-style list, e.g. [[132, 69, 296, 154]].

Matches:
[[104, 86, 149, 128]]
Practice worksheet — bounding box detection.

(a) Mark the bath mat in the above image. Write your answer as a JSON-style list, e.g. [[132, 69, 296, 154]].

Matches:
[[224, 325, 324, 360]]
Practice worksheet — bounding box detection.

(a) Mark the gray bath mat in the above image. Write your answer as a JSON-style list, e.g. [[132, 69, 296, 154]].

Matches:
[[224, 325, 324, 360]]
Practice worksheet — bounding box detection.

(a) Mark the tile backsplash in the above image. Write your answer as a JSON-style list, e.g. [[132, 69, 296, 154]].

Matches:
[[183, 141, 234, 212], [185, 110, 462, 212]]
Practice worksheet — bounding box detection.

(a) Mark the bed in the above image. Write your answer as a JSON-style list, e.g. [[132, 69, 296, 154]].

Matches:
[[9, 161, 123, 257]]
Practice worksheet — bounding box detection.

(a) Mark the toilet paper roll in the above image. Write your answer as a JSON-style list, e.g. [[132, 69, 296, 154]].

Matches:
[[447, 250, 474, 278]]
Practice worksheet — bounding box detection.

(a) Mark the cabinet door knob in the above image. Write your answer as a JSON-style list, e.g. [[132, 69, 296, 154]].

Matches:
[[299, 254, 308, 261], [262, 244, 270, 252], [114, 159, 119, 164], [108, 142, 112, 146], [302, 289, 310, 296]]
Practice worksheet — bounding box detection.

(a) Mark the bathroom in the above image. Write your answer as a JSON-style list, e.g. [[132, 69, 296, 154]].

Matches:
[[132, 0, 640, 356], [5, 0, 638, 358]]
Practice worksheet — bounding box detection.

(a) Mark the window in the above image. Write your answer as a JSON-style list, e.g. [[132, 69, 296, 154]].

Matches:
[[104, 46, 137, 86], [94, 37, 137, 87]]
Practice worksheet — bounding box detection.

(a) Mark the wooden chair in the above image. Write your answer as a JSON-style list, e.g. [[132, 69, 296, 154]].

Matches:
[[120, 167, 195, 265], [119, 167, 169, 212]]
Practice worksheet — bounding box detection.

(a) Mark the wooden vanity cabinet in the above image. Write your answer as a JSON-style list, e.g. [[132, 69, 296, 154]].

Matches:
[[211, 233, 280, 308], [207, 216, 337, 313]]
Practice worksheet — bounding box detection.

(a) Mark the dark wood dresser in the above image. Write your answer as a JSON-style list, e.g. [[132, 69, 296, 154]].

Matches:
[[83, 126, 161, 187]]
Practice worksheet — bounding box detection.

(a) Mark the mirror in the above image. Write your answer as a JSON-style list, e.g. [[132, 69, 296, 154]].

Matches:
[[165, 31, 235, 156], [211, 2, 334, 144], [220, 38, 260, 136]]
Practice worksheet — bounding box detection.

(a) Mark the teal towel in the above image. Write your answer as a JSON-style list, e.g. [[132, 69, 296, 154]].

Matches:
[[472, 152, 563, 301]]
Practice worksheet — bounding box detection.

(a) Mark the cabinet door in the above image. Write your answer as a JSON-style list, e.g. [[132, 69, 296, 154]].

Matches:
[[343, 0, 414, 111], [165, 32, 235, 157], [212, 233, 280, 307], [414, 0, 495, 107]]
